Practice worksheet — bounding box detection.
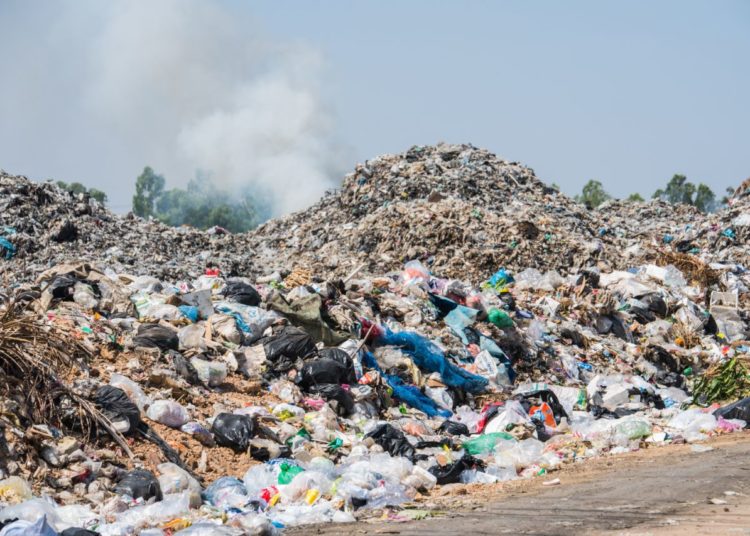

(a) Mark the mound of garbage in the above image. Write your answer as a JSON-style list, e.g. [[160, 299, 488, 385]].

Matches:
[[0, 173, 258, 283], [248, 144, 669, 282], [4, 143, 727, 287], [0, 146, 748, 534]]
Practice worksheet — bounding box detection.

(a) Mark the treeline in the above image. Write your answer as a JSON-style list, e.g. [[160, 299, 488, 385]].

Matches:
[[131, 167, 269, 233], [573, 174, 734, 212], [56, 181, 108, 204]]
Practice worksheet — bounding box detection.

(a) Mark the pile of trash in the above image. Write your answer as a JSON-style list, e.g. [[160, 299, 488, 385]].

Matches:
[[0, 250, 747, 534], [0, 145, 748, 534], [4, 143, 729, 288], [0, 173, 258, 284]]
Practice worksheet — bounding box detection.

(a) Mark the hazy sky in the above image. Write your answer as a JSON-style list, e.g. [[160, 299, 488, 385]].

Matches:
[[0, 1, 748, 213]]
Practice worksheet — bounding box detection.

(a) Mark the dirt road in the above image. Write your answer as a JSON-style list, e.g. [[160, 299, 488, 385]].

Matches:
[[295, 433, 750, 536]]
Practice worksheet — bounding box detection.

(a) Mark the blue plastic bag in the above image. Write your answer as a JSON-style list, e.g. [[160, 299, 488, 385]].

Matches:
[[386, 374, 452, 418], [178, 305, 200, 322], [376, 328, 488, 394]]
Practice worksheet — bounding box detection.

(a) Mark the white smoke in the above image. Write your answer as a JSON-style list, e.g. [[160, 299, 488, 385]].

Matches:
[[1, 0, 344, 216]]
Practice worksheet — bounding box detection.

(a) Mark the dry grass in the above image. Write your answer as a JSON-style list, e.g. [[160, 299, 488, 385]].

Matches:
[[0, 299, 133, 456], [656, 250, 720, 287]]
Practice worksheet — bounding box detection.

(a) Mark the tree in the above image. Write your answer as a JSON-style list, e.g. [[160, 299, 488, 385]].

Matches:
[[627, 192, 645, 202], [56, 180, 108, 204], [575, 180, 611, 208], [694, 183, 716, 213], [132, 166, 165, 219], [88, 188, 108, 204], [653, 174, 717, 213]]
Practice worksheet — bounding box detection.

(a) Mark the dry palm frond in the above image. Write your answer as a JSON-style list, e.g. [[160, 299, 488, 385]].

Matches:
[[656, 250, 720, 287], [0, 300, 133, 457]]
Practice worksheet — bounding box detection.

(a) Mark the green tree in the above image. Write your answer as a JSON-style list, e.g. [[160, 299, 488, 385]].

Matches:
[[56, 180, 108, 204], [627, 192, 645, 202], [88, 188, 108, 204], [653, 174, 717, 213], [132, 166, 165, 218], [694, 183, 716, 213], [575, 180, 611, 208]]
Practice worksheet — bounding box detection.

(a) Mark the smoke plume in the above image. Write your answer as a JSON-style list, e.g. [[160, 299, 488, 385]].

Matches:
[[0, 0, 345, 216]]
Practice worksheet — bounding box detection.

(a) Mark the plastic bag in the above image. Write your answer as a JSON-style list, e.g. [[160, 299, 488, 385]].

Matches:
[[714, 397, 750, 425], [146, 400, 189, 428], [190, 357, 228, 387], [364, 424, 416, 460], [298, 359, 355, 388], [428, 454, 484, 485], [221, 280, 261, 306], [462, 432, 515, 455], [438, 420, 470, 436], [0, 517, 56, 536], [211, 413, 255, 452], [114, 469, 162, 501], [401, 260, 430, 285], [202, 477, 248, 509], [263, 326, 317, 370], [374, 327, 488, 394], [157, 463, 201, 496], [132, 323, 179, 351], [178, 324, 207, 351], [214, 301, 280, 344], [208, 314, 242, 345], [385, 374, 452, 418], [307, 383, 354, 415], [94, 386, 141, 434], [109, 374, 152, 412]]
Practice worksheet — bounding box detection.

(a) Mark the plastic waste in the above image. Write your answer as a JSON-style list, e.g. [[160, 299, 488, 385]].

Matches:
[[462, 432, 516, 455], [109, 374, 152, 412], [211, 413, 255, 452], [190, 357, 228, 386], [114, 469, 162, 501], [146, 400, 189, 428], [364, 424, 416, 460], [93, 386, 141, 434]]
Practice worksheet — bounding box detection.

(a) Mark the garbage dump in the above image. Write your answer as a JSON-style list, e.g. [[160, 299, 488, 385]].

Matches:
[[0, 144, 748, 534]]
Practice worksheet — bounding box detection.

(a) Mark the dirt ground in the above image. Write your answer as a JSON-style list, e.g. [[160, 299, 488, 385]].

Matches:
[[293, 432, 750, 536]]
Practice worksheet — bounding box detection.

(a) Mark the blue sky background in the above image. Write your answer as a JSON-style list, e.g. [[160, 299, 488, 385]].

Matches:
[[0, 1, 748, 212]]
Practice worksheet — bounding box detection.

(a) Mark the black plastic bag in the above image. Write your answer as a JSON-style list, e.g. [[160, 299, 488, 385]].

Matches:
[[61, 529, 100, 536], [638, 293, 667, 318], [222, 280, 261, 307], [115, 469, 162, 501], [438, 420, 470, 437], [364, 423, 415, 460], [318, 348, 355, 371], [133, 324, 178, 351], [308, 383, 354, 415], [263, 326, 316, 365], [94, 386, 141, 435], [48, 275, 78, 300], [714, 397, 750, 425], [428, 454, 485, 485], [298, 359, 354, 388], [211, 413, 255, 452]]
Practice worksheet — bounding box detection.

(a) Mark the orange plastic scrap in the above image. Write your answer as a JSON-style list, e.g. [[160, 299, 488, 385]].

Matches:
[[529, 402, 556, 427]]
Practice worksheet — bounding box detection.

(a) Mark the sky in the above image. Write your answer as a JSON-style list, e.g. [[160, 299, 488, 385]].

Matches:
[[0, 0, 748, 214]]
